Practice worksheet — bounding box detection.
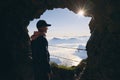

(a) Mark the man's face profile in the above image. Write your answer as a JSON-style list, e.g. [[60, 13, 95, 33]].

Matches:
[[38, 27, 48, 33]]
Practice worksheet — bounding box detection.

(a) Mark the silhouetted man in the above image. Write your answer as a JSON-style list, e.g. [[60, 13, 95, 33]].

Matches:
[[31, 20, 52, 80]]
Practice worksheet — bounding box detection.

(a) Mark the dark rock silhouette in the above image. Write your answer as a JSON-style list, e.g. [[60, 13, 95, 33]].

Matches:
[[0, 0, 120, 80]]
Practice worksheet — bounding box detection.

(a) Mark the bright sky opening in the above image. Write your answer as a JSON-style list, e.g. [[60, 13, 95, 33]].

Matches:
[[27, 8, 91, 66], [28, 8, 91, 38]]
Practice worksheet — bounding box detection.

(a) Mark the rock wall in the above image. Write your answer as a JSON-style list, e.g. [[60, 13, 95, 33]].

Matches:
[[0, 0, 120, 80], [81, 0, 120, 80]]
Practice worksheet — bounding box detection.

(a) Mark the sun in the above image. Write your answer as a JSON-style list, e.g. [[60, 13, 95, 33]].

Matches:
[[77, 10, 85, 16]]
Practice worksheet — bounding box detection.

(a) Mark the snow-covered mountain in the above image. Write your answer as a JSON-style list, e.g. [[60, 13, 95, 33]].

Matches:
[[49, 37, 79, 44], [48, 36, 89, 66]]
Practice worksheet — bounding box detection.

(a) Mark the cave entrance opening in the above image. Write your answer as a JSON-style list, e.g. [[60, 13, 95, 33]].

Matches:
[[28, 8, 91, 67]]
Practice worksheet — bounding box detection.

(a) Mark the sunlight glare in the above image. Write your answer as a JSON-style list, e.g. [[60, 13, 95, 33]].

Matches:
[[78, 10, 85, 16]]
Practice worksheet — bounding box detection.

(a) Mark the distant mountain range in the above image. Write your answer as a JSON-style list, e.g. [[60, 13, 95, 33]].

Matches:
[[49, 36, 89, 44]]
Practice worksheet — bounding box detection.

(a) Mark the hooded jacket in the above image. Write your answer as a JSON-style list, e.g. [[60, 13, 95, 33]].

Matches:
[[31, 31, 51, 73]]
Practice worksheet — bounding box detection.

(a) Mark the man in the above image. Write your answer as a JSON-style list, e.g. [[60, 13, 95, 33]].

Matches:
[[31, 20, 52, 80]]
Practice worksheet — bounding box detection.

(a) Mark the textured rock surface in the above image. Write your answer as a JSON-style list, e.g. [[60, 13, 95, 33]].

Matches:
[[81, 1, 120, 80], [0, 0, 120, 80]]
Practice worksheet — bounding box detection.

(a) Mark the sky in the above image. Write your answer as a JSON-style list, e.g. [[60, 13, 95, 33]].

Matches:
[[27, 8, 91, 38]]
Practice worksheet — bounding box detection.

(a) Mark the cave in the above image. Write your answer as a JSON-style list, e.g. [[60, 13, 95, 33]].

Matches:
[[1, 0, 120, 80]]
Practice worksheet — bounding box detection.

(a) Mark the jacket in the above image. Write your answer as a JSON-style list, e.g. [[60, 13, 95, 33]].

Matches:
[[31, 35, 51, 73]]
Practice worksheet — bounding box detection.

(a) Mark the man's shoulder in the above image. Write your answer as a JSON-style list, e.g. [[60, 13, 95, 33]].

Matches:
[[38, 36, 47, 41]]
